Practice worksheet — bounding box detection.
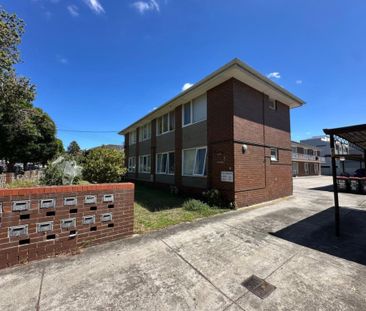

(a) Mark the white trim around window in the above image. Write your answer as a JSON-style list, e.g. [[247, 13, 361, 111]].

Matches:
[[270, 148, 279, 162], [128, 157, 136, 173], [182, 146, 207, 177], [156, 151, 175, 175], [182, 93, 207, 128], [156, 111, 175, 136], [139, 154, 151, 173], [139, 123, 151, 142], [129, 130, 137, 145]]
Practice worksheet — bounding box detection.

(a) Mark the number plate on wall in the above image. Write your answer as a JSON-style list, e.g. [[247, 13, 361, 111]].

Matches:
[[12, 200, 30, 212], [101, 213, 113, 222], [61, 218, 76, 229], [84, 195, 97, 204], [8, 225, 28, 237], [40, 199, 56, 209], [64, 197, 77, 206]]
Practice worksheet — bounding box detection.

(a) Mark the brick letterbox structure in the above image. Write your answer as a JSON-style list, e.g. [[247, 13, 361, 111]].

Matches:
[[0, 183, 134, 269]]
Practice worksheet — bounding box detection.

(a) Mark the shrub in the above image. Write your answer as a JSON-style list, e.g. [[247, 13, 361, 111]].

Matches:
[[203, 189, 224, 207], [5, 179, 39, 188], [183, 199, 211, 212], [82, 147, 127, 184]]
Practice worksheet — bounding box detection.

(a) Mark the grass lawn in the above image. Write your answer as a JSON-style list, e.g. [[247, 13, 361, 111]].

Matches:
[[134, 184, 229, 234]]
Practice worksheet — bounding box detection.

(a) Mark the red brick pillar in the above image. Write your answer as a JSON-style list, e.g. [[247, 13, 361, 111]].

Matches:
[[175, 106, 182, 189]]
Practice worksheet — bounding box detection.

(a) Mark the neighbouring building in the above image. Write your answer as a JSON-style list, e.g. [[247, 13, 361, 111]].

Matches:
[[291, 141, 324, 176], [120, 59, 304, 207], [300, 136, 363, 175]]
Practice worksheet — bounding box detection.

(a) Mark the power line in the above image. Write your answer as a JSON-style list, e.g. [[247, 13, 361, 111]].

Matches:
[[57, 129, 119, 133]]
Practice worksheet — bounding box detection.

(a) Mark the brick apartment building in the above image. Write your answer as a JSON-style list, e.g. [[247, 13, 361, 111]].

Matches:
[[291, 141, 324, 177], [120, 59, 304, 207]]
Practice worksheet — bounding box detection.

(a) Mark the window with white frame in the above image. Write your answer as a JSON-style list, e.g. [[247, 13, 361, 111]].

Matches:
[[139, 155, 151, 173], [156, 111, 175, 135], [304, 162, 309, 174], [183, 94, 207, 126], [139, 123, 151, 141], [182, 147, 207, 176], [128, 157, 136, 173], [129, 130, 137, 145], [270, 148, 278, 161], [156, 152, 175, 175]]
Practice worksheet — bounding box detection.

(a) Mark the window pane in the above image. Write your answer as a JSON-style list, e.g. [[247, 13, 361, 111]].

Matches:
[[192, 94, 207, 123], [168, 152, 175, 174], [194, 148, 207, 175], [169, 111, 175, 131], [183, 103, 191, 125], [270, 148, 278, 161], [183, 149, 195, 175], [162, 153, 167, 173], [157, 154, 162, 173], [163, 114, 169, 132]]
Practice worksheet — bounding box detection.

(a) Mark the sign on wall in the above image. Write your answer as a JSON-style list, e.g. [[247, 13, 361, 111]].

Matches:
[[221, 171, 233, 183]]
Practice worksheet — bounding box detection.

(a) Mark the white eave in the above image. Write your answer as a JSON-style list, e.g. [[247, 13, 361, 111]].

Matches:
[[119, 58, 305, 135]]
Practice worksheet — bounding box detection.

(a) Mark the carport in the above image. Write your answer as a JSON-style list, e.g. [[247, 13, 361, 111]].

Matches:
[[323, 124, 366, 236]]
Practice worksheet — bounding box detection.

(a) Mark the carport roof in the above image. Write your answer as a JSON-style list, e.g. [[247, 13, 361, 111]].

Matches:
[[323, 124, 366, 150]]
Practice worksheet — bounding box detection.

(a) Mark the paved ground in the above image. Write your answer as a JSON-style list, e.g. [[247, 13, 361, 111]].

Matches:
[[1, 176, 366, 311]]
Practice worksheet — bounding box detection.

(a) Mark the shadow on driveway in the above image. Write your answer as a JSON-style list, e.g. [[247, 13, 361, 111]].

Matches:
[[272, 206, 366, 266]]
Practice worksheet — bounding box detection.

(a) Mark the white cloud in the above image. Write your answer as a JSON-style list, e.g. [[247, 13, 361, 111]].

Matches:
[[67, 5, 79, 17], [57, 55, 68, 64], [296, 80, 303, 84], [182, 83, 193, 91], [267, 72, 281, 79], [84, 0, 105, 14], [132, 0, 160, 14]]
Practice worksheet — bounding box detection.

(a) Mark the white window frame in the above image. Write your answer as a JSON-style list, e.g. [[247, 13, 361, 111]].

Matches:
[[304, 162, 309, 175], [182, 146, 207, 177], [129, 130, 137, 145], [269, 99, 277, 111], [314, 163, 319, 175], [139, 155, 151, 173], [128, 157, 136, 173], [270, 148, 279, 162], [156, 111, 175, 136], [139, 123, 151, 142], [182, 94, 207, 128], [156, 151, 175, 175]]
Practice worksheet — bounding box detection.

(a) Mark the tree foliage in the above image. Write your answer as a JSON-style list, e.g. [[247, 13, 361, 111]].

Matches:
[[0, 9, 59, 169], [67, 140, 81, 156], [82, 147, 126, 184]]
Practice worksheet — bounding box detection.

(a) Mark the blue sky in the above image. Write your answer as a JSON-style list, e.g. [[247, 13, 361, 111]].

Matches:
[[2, 0, 366, 149]]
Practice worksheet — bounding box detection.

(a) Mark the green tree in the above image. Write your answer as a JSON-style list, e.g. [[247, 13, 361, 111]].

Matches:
[[0, 9, 59, 170], [56, 139, 65, 154], [67, 140, 81, 156], [82, 147, 126, 183]]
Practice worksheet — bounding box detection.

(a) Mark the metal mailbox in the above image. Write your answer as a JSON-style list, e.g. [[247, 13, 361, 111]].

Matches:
[[8, 225, 29, 237], [83, 215, 96, 225], [12, 200, 30, 212], [37, 221, 54, 233], [40, 199, 56, 209], [101, 213, 113, 222], [84, 195, 97, 204], [103, 194, 114, 203], [61, 218, 76, 229], [64, 197, 77, 206]]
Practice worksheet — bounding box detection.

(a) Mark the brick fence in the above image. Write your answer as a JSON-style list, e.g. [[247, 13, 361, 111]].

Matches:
[[0, 183, 134, 269]]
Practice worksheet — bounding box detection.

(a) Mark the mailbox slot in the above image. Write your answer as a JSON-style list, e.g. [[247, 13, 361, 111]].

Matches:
[[103, 194, 114, 203], [12, 200, 30, 212], [61, 218, 76, 229], [64, 197, 77, 206], [40, 199, 56, 209], [83, 215, 96, 225], [84, 195, 97, 204], [8, 225, 29, 237], [37, 221, 53, 233], [101, 213, 113, 222]]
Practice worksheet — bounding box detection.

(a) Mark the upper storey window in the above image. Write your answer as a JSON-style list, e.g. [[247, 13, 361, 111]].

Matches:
[[129, 130, 137, 145], [183, 94, 207, 127], [139, 123, 151, 141], [157, 111, 175, 135]]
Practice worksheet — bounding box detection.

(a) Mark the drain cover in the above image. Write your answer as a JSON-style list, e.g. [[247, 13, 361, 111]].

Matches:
[[242, 275, 276, 299]]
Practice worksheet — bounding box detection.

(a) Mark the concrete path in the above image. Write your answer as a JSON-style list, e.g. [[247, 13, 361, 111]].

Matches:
[[1, 176, 366, 310]]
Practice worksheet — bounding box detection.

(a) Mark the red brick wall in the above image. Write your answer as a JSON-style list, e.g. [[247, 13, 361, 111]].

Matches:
[[0, 183, 134, 269], [207, 79, 235, 202]]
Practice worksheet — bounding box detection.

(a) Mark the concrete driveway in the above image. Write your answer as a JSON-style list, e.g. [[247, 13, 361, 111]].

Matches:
[[1, 176, 366, 311]]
